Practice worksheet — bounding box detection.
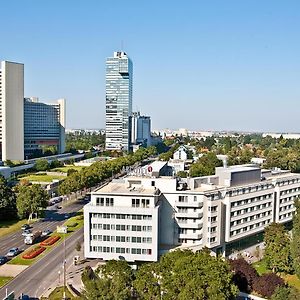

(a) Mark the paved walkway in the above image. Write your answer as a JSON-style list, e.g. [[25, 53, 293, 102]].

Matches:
[[0, 264, 28, 277]]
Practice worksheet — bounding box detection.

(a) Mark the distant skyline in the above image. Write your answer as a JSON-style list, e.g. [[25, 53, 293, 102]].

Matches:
[[1, 1, 300, 132]]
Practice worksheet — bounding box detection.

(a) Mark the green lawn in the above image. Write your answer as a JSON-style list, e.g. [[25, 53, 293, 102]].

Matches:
[[20, 174, 66, 182], [8, 212, 84, 266], [283, 274, 300, 291], [53, 165, 85, 173], [0, 276, 13, 288], [0, 219, 35, 238], [252, 259, 268, 275], [40, 286, 80, 300]]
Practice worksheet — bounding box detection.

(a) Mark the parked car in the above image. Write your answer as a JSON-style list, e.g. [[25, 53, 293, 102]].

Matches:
[[6, 247, 20, 257], [0, 256, 7, 265], [41, 229, 52, 237], [22, 229, 32, 236], [21, 224, 30, 230]]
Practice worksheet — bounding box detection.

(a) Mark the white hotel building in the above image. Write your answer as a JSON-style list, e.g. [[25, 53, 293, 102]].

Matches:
[[84, 162, 300, 262]]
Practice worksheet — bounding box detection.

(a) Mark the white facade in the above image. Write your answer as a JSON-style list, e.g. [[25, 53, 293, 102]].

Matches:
[[173, 146, 188, 160], [84, 164, 300, 262], [0, 61, 24, 161], [105, 52, 133, 152]]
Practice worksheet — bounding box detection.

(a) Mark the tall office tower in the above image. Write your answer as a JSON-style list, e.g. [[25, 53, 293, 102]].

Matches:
[[105, 51, 133, 152], [24, 97, 66, 158], [131, 112, 151, 147], [0, 61, 24, 161]]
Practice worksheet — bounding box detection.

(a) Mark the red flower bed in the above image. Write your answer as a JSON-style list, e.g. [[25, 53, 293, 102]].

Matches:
[[40, 235, 61, 246], [22, 246, 46, 259]]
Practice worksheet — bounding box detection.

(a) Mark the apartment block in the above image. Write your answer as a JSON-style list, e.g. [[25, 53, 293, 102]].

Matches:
[[84, 163, 300, 262]]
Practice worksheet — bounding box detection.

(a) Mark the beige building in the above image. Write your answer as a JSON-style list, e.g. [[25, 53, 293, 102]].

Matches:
[[0, 61, 24, 161]]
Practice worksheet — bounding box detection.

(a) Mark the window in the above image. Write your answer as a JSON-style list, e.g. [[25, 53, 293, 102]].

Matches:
[[132, 199, 140, 208], [141, 199, 150, 208]]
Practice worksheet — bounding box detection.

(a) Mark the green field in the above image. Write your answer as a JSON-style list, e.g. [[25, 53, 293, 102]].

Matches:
[[252, 259, 268, 275], [8, 212, 84, 266], [0, 219, 35, 238], [53, 165, 85, 173], [20, 173, 66, 182], [40, 286, 80, 300], [0, 276, 13, 288]]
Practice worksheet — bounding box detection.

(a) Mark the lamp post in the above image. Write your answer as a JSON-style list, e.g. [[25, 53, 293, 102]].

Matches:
[[63, 232, 66, 300]]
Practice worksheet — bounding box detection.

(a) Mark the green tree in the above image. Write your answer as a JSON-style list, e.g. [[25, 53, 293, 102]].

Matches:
[[271, 286, 300, 300], [16, 184, 49, 219], [189, 153, 222, 177], [35, 159, 49, 171], [0, 176, 17, 221], [82, 260, 134, 300], [264, 223, 292, 273], [291, 198, 300, 278]]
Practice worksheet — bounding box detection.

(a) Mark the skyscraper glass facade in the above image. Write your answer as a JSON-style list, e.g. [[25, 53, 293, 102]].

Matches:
[[105, 52, 133, 151]]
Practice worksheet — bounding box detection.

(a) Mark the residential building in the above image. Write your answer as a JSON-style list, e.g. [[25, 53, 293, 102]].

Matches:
[[84, 163, 300, 263], [130, 112, 151, 147], [105, 51, 133, 152], [0, 61, 66, 161]]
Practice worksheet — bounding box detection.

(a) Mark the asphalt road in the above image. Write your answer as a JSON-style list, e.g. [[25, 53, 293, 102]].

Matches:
[[0, 227, 84, 299], [0, 200, 86, 258]]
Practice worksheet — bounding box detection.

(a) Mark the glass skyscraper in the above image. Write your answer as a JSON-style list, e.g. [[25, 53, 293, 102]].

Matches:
[[105, 51, 133, 151]]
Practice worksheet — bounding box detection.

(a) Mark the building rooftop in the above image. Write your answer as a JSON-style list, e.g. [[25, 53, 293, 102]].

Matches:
[[94, 181, 159, 196]]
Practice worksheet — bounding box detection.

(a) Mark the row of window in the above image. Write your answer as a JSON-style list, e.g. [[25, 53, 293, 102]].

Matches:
[[230, 220, 271, 236], [280, 188, 300, 196], [279, 212, 293, 219], [132, 198, 150, 208], [227, 184, 273, 197], [91, 213, 152, 220], [231, 194, 272, 208], [91, 235, 152, 243], [231, 202, 272, 217], [279, 205, 294, 212], [178, 195, 198, 202], [90, 246, 152, 255], [178, 208, 200, 213], [230, 211, 272, 227], [278, 179, 300, 186], [280, 196, 297, 204], [96, 197, 114, 206], [178, 228, 201, 234], [91, 223, 152, 232]]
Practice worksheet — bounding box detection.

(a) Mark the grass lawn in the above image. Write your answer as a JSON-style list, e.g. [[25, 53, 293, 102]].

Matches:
[[8, 212, 84, 266], [0, 276, 13, 288], [252, 259, 268, 275], [20, 174, 66, 182], [0, 219, 35, 238], [40, 286, 80, 300], [283, 274, 300, 291], [53, 165, 85, 173]]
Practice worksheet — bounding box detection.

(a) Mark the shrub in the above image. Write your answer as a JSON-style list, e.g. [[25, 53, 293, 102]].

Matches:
[[230, 258, 259, 293], [67, 222, 78, 227], [40, 235, 60, 246], [253, 273, 285, 298], [22, 246, 46, 259]]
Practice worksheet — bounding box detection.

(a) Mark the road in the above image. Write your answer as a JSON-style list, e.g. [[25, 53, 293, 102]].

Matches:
[[0, 227, 84, 299], [0, 199, 86, 257]]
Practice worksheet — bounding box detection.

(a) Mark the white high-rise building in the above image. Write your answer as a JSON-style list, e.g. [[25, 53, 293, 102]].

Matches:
[[105, 52, 133, 152], [0, 61, 24, 161]]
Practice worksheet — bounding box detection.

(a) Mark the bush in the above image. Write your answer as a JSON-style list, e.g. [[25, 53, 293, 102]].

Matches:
[[40, 235, 61, 246], [230, 258, 259, 293], [67, 222, 78, 227], [253, 273, 285, 298], [22, 246, 46, 259]]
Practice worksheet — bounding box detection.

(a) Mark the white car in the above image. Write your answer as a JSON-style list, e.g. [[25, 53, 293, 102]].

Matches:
[[41, 229, 52, 237], [22, 229, 32, 236], [6, 247, 19, 257]]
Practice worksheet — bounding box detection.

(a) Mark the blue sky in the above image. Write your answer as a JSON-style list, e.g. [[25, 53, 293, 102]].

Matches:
[[1, 0, 300, 132]]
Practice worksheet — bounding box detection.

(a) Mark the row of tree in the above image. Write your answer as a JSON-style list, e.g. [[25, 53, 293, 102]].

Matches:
[[0, 177, 49, 221], [263, 199, 300, 277], [66, 132, 105, 152], [58, 146, 157, 196], [81, 249, 238, 300]]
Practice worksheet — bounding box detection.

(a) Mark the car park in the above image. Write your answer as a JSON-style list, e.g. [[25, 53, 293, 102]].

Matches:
[[0, 256, 7, 265], [21, 224, 30, 230], [6, 247, 20, 257]]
